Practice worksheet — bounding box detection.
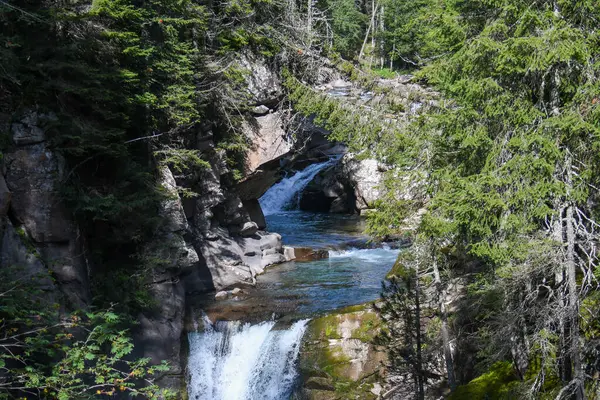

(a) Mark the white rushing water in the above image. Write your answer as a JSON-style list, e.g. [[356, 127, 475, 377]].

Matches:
[[187, 316, 309, 400], [328, 246, 399, 261], [259, 157, 340, 216]]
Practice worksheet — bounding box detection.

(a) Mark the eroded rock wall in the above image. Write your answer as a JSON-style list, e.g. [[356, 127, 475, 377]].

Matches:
[[0, 111, 90, 310]]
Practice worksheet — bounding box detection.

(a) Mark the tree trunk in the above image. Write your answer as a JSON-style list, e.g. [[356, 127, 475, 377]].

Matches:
[[369, 0, 376, 69], [307, 0, 313, 45], [432, 256, 456, 391], [563, 153, 584, 399], [379, 5, 385, 69], [359, 16, 373, 61], [565, 203, 584, 399], [414, 264, 425, 400]]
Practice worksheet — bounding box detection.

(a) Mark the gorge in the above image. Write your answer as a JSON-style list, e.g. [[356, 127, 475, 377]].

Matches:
[[3, 1, 600, 399], [186, 155, 401, 399]]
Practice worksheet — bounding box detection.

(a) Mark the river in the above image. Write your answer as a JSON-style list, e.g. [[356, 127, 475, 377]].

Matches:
[[186, 159, 400, 399]]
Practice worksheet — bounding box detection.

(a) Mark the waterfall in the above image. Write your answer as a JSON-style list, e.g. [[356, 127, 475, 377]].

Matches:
[[187, 316, 309, 400], [259, 157, 340, 216]]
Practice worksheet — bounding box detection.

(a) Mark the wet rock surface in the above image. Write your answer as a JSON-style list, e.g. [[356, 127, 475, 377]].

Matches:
[[296, 305, 387, 400]]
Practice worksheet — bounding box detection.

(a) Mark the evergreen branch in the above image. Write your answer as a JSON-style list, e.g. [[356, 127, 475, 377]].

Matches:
[[0, 1, 48, 23]]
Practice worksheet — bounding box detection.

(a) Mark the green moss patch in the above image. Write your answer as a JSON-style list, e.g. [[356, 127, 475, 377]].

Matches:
[[298, 304, 386, 399], [449, 362, 520, 400]]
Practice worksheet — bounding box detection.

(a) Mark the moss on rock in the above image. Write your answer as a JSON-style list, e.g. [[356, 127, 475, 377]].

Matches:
[[297, 304, 386, 399]]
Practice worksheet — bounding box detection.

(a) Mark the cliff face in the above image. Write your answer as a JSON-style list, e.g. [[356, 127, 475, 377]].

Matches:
[[1, 49, 412, 395], [0, 54, 344, 393], [0, 111, 90, 310]]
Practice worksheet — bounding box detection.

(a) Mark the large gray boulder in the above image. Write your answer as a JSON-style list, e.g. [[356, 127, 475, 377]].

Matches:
[[341, 155, 383, 209], [193, 230, 285, 290], [300, 153, 385, 213]]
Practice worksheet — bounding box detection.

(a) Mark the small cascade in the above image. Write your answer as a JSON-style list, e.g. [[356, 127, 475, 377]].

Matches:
[[328, 246, 399, 260], [259, 157, 340, 216], [187, 316, 309, 400]]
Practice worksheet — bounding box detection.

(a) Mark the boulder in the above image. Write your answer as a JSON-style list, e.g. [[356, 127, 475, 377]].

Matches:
[[298, 305, 387, 398], [293, 247, 329, 261], [239, 221, 258, 237], [342, 156, 382, 209], [283, 246, 295, 261], [242, 112, 293, 176], [299, 153, 385, 213], [259, 252, 286, 270], [215, 291, 229, 300], [332, 79, 352, 89], [216, 192, 250, 228], [194, 230, 285, 290], [238, 52, 282, 106], [243, 199, 267, 229], [251, 105, 271, 115], [259, 232, 282, 252]]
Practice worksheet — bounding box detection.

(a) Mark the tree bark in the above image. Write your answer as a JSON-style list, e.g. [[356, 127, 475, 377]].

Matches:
[[369, 0, 376, 68], [379, 5, 385, 69], [432, 256, 456, 391], [359, 16, 373, 61], [307, 0, 313, 45], [564, 153, 584, 399], [414, 263, 425, 400], [565, 202, 585, 400]]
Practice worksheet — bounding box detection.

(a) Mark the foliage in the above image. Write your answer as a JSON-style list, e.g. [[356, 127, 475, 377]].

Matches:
[[376, 259, 438, 398], [0, 0, 209, 316], [449, 362, 520, 400], [0, 266, 174, 399], [327, 0, 366, 59], [297, 0, 600, 397]]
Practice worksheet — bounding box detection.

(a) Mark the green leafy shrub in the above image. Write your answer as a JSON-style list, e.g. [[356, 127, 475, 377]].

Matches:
[[0, 266, 174, 400]]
